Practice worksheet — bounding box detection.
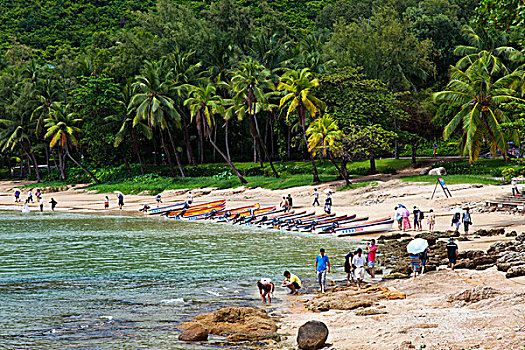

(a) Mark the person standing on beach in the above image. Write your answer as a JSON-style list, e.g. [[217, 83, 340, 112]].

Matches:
[[282, 271, 301, 295], [352, 248, 366, 290], [104, 196, 109, 209], [286, 194, 293, 210], [419, 247, 430, 274], [413, 207, 421, 231], [462, 208, 472, 235], [344, 250, 355, 283], [27, 190, 33, 203], [39, 197, 44, 212], [187, 191, 193, 205], [280, 196, 289, 212], [35, 189, 41, 201], [324, 196, 332, 214], [433, 142, 438, 156], [366, 240, 377, 278], [446, 237, 458, 270], [427, 209, 436, 232], [117, 193, 124, 210], [257, 278, 274, 303], [313, 189, 320, 206], [49, 198, 57, 211], [451, 212, 460, 233], [315, 248, 330, 293], [511, 178, 520, 196], [14, 190, 20, 202], [394, 207, 402, 230], [156, 194, 162, 207]]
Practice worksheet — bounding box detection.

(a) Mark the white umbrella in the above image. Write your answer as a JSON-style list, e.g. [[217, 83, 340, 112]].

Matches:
[[407, 238, 429, 254], [12, 188, 21, 193], [113, 191, 123, 196], [324, 188, 333, 194]]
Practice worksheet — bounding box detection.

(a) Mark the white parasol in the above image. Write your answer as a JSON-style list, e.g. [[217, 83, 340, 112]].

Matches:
[[113, 191, 123, 196], [12, 188, 21, 193], [324, 188, 333, 194], [451, 207, 464, 214], [407, 238, 429, 254]]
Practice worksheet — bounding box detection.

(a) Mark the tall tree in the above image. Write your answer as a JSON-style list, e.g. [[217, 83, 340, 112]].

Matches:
[[184, 83, 248, 184], [44, 103, 101, 184], [433, 58, 523, 163], [130, 60, 185, 177], [278, 68, 326, 183]]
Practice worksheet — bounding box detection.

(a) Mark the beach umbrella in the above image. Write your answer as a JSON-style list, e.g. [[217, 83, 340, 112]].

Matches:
[[397, 204, 406, 209], [12, 188, 21, 193], [451, 207, 464, 214], [324, 189, 332, 194], [113, 190, 123, 196], [406, 238, 429, 254]]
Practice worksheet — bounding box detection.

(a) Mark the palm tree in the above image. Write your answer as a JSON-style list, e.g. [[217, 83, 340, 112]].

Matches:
[[278, 68, 326, 182], [184, 83, 248, 184], [107, 81, 150, 175], [164, 50, 203, 165], [0, 116, 42, 182], [130, 60, 185, 177], [228, 59, 279, 177], [306, 114, 349, 183], [454, 25, 518, 74], [433, 58, 523, 163], [44, 103, 101, 183]]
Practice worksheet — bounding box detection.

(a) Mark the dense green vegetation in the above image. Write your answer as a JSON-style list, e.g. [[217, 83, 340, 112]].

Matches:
[[1, 0, 524, 190]]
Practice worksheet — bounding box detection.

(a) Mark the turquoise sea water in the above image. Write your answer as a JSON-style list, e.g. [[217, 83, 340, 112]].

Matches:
[[0, 210, 356, 349]]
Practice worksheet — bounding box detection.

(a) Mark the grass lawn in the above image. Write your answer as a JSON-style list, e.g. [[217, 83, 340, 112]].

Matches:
[[400, 175, 501, 185]]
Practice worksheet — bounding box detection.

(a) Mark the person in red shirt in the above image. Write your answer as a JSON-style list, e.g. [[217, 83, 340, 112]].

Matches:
[[366, 239, 377, 278]]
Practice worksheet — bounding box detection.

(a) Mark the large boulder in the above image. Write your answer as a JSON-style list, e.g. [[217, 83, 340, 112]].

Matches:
[[428, 167, 447, 176], [419, 167, 431, 175], [179, 307, 277, 342], [297, 320, 329, 350], [178, 324, 208, 341]]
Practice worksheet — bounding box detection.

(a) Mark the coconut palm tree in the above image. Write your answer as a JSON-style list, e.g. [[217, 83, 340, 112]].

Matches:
[[184, 83, 248, 184], [278, 68, 326, 182], [433, 58, 524, 163], [228, 58, 279, 177], [306, 114, 349, 183], [454, 25, 518, 74], [130, 60, 185, 177], [106, 81, 151, 175], [44, 103, 101, 183], [0, 115, 42, 182]]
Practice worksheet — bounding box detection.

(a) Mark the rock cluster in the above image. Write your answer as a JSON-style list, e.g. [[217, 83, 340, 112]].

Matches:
[[304, 285, 405, 312], [379, 229, 525, 279], [178, 306, 279, 343], [447, 285, 498, 303]]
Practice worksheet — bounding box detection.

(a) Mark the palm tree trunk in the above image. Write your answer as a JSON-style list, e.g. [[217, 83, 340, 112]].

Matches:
[[131, 128, 144, 175], [328, 151, 348, 184], [181, 114, 195, 165], [55, 148, 66, 180], [26, 140, 41, 183], [213, 125, 217, 162], [158, 127, 176, 177], [411, 142, 417, 167], [198, 127, 204, 164], [64, 144, 101, 184], [287, 125, 291, 160], [45, 145, 51, 174], [369, 152, 377, 174], [165, 125, 186, 178], [208, 136, 248, 184], [225, 121, 231, 161], [19, 150, 24, 177], [340, 158, 350, 185], [251, 115, 279, 178], [123, 154, 132, 173], [301, 122, 320, 183]]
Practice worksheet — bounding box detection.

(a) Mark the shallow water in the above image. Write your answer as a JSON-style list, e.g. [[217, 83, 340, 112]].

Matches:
[[0, 210, 356, 349]]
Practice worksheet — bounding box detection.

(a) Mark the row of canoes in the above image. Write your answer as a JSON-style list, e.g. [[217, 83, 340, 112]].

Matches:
[[145, 199, 393, 236]]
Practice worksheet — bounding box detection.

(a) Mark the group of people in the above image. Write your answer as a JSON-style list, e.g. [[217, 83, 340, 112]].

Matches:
[[409, 237, 459, 279], [258, 242, 378, 303], [279, 194, 294, 212], [451, 208, 472, 235], [395, 205, 434, 232], [14, 188, 57, 212]]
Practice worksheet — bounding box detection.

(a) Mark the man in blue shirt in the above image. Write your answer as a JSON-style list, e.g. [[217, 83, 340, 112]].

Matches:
[[315, 248, 331, 293]]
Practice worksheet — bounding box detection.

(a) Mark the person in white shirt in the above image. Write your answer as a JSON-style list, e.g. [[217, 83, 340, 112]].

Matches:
[[39, 197, 44, 212], [511, 178, 520, 196], [352, 248, 366, 290]]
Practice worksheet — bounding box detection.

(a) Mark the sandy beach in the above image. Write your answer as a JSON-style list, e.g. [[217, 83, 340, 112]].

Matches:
[[1, 177, 524, 349]]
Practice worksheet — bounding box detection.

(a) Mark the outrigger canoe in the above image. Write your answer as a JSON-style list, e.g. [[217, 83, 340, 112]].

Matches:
[[166, 200, 226, 218], [315, 216, 369, 234], [336, 218, 394, 237], [147, 201, 186, 215], [197, 203, 261, 220]]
